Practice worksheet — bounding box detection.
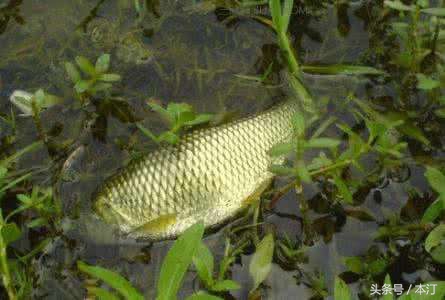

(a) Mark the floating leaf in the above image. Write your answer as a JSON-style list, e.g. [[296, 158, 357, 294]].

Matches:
[[334, 277, 351, 300], [1, 222, 21, 245], [77, 261, 144, 300], [249, 233, 274, 292], [156, 222, 205, 300], [95, 53, 110, 73]]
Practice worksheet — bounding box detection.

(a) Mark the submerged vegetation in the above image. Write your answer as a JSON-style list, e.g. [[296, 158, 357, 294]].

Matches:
[[0, 0, 445, 299]]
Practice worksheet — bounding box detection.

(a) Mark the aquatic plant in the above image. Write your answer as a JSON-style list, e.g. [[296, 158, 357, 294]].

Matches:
[[137, 101, 213, 145], [0, 142, 52, 300], [65, 53, 121, 98]]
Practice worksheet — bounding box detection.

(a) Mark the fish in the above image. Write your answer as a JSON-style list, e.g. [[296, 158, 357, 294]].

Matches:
[[93, 99, 300, 240]]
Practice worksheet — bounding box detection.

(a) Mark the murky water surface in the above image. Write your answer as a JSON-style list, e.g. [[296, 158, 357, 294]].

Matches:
[[1, 0, 444, 299]]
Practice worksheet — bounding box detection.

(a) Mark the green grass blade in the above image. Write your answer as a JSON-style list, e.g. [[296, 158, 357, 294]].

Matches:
[[281, 0, 294, 33], [156, 222, 205, 300], [301, 64, 384, 75], [77, 261, 144, 300]]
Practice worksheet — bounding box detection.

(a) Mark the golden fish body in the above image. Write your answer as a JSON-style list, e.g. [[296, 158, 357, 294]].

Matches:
[[94, 100, 299, 239]]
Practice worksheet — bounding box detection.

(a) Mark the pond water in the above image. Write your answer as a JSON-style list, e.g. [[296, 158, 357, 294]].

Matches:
[[1, 0, 444, 299]]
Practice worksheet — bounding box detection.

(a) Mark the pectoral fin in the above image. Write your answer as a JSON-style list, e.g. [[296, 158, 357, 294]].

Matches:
[[131, 213, 177, 234]]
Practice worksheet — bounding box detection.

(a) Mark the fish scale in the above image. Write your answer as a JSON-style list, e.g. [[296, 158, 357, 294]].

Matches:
[[93, 99, 299, 239]]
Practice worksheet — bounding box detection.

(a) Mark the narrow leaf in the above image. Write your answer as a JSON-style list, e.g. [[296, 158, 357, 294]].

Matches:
[[77, 261, 144, 300], [65, 62, 81, 83], [87, 287, 120, 300], [333, 175, 353, 204], [1, 222, 22, 245], [425, 224, 445, 252], [95, 53, 111, 73], [301, 64, 384, 75], [184, 114, 213, 126], [269, 142, 294, 157], [147, 102, 174, 125], [99, 73, 121, 82], [384, 0, 415, 12], [75, 56, 96, 76], [185, 292, 223, 300], [74, 80, 93, 94], [269, 0, 282, 32], [159, 131, 180, 145], [193, 242, 214, 287], [249, 233, 274, 292], [281, 0, 294, 33], [422, 198, 443, 223], [211, 280, 240, 292], [382, 274, 393, 300], [156, 222, 205, 300], [305, 138, 340, 149], [421, 8, 445, 17], [416, 74, 440, 90], [269, 165, 295, 176], [334, 277, 351, 300], [425, 167, 445, 195]]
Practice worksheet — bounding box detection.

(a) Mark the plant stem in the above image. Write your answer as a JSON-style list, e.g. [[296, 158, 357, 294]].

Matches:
[[277, 31, 300, 76], [0, 226, 17, 300], [268, 159, 353, 209], [309, 159, 352, 176]]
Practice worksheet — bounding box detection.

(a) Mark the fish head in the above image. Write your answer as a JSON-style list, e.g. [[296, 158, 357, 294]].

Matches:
[[93, 191, 136, 231]]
